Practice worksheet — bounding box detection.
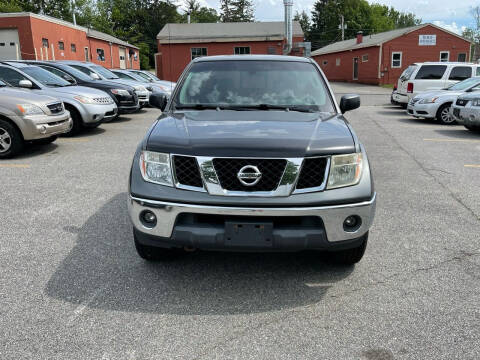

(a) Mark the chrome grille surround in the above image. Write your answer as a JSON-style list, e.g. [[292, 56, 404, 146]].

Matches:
[[94, 97, 114, 104]]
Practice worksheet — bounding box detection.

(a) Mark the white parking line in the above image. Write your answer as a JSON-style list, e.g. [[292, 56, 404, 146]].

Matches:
[[68, 287, 104, 324], [0, 164, 30, 168], [464, 164, 480, 168]]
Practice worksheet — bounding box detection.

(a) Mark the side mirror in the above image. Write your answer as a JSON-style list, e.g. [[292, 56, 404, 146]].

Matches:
[[90, 73, 100, 80], [339, 94, 360, 114], [18, 79, 33, 88], [63, 75, 76, 84], [149, 93, 168, 111]]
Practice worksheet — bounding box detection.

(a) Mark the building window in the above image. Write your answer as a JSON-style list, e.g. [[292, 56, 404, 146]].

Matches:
[[10, 42, 15, 46], [191, 47, 207, 60], [267, 47, 276, 55], [0, 43, 4, 46], [71, 44, 76, 52], [234, 46, 250, 55], [96, 48, 105, 61], [42, 38, 49, 48], [477, 67, 480, 76], [391, 52, 402, 68], [322, 60, 328, 66], [58, 41, 64, 50], [440, 51, 449, 62], [457, 53, 466, 62], [362, 54, 368, 62], [336, 58, 340, 66]]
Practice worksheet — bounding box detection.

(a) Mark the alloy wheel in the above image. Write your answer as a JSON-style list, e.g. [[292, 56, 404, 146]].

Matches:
[[0, 127, 12, 153]]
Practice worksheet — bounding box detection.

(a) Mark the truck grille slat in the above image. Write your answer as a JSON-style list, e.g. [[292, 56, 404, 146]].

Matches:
[[212, 158, 287, 192], [173, 156, 204, 188], [295, 157, 328, 189], [46, 102, 63, 114]]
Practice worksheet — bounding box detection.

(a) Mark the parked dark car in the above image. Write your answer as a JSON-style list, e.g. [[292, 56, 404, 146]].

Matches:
[[19, 61, 139, 114], [128, 55, 376, 265]]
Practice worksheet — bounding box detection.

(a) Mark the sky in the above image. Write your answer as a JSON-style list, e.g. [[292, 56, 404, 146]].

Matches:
[[187, 0, 478, 35]]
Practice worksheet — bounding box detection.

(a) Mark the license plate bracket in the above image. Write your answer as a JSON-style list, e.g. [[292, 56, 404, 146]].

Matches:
[[224, 221, 273, 247]]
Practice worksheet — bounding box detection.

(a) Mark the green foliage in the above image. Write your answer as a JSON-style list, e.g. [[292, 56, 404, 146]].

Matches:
[[293, 10, 311, 39], [0, 0, 23, 12], [310, 0, 421, 50], [179, 0, 220, 23], [220, 0, 254, 22]]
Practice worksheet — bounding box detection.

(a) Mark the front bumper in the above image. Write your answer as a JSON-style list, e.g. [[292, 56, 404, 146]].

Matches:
[[76, 102, 118, 124], [451, 104, 480, 126], [16, 111, 72, 140], [392, 92, 408, 104], [407, 101, 437, 119], [128, 193, 376, 251]]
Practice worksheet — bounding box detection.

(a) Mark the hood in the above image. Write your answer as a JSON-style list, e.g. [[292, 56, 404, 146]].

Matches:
[[414, 89, 456, 99], [0, 87, 58, 106], [108, 79, 145, 89], [94, 80, 134, 91], [51, 85, 112, 97], [146, 110, 355, 158], [457, 91, 480, 100]]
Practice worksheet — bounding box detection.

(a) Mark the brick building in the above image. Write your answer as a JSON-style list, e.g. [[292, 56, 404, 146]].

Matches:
[[311, 23, 472, 85], [156, 21, 304, 81], [0, 12, 140, 69]]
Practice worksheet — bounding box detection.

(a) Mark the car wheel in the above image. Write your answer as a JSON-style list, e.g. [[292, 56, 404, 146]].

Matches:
[[0, 119, 24, 159], [63, 105, 83, 136], [30, 135, 57, 145], [465, 125, 480, 133], [133, 228, 180, 261], [436, 103, 456, 125], [328, 232, 368, 265]]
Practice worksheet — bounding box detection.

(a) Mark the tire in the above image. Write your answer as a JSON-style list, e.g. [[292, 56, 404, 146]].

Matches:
[[328, 233, 368, 265], [436, 103, 455, 125], [30, 135, 57, 145], [400, 103, 408, 109], [0, 119, 24, 159], [465, 125, 480, 133], [63, 105, 83, 136], [133, 229, 180, 261]]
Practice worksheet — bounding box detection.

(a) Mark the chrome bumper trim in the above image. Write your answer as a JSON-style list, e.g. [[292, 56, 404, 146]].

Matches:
[[128, 192, 376, 243]]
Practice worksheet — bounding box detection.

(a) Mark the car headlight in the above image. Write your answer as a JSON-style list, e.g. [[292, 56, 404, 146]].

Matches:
[[134, 85, 147, 92], [139, 151, 173, 186], [470, 99, 480, 107], [16, 104, 45, 115], [74, 95, 97, 104], [146, 86, 153, 92], [110, 89, 130, 96], [327, 153, 363, 189], [419, 97, 438, 104]]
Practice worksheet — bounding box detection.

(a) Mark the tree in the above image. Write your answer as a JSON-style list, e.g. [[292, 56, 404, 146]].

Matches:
[[293, 10, 310, 39], [220, 0, 254, 22], [462, 6, 480, 61], [179, 0, 220, 23], [0, 0, 23, 12]]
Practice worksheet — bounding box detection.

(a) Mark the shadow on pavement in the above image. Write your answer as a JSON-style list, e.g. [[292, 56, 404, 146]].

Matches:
[[13, 142, 59, 159], [45, 193, 354, 315], [434, 128, 480, 139], [394, 117, 438, 125]]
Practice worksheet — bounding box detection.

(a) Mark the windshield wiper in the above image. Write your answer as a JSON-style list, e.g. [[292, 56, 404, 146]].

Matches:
[[175, 104, 220, 110], [45, 83, 64, 87], [223, 104, 317, 113]]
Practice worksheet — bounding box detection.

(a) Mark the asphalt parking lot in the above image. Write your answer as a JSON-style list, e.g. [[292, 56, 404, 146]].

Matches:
[[1, 83, 479, 360]]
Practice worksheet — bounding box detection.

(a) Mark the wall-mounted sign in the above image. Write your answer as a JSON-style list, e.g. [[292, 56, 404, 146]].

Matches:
[[419, 35, 436, 46]]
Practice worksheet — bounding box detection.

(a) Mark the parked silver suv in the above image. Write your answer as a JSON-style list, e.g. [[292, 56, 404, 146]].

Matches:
[[0, 79, 72, 158], [0, 62, 117, 135]]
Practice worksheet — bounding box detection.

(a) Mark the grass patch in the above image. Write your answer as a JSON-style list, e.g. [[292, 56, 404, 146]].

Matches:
[[380, 84, 394, 89]]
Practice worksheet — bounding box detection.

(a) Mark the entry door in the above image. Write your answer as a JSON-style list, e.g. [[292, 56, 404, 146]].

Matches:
[[353, 57, 359, 80], [0, 29, 20, 60], [84, 47, 89, 61], [119, 47, 126, 69]]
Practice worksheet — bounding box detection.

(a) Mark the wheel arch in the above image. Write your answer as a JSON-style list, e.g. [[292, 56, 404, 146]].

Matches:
[[0, 114, 25, 141]]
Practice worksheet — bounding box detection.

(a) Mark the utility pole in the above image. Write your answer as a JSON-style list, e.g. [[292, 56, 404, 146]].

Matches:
[[71, 0, 77, 25], [339, 15, 346, 41]]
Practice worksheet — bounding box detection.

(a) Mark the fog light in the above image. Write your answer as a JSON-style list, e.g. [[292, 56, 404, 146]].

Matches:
[[140, 210, 157, 227], [40, 125, 47, 134], [343, 215, 361, 231]]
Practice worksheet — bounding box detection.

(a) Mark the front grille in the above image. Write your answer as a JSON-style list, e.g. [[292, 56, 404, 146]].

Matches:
[[296, 157, 328, 190], [212, 158, 287, 192], [47, 102, 63, 114], [173, 156, 203, 188], [456, 99, 468, 107], [94, 97, 113, 104]]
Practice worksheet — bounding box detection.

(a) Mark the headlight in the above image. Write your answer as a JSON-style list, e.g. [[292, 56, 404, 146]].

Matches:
[[74, 95, 96, 104], [111, 89, 130, 96], [16, 104, 44, 115], [146, 86, 153, 92], [139, 151, 173, 186], [419, 97, 438, 104], [470, 99, 480, 107], [327, 153, 363, 189], [134, 85, 147, 92]]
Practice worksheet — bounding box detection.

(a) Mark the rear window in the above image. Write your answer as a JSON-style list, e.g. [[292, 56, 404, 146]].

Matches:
[[415, 65, 447, 80], [449, 66, 472, 81], [400, 65, 417, 80]]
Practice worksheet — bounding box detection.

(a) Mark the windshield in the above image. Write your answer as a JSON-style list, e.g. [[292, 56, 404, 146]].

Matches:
[[59, 65, 94, 82], [114, 72, 139, 81], [174, 60, 335, 112], [0, 80, 6, 87], [22, 66, 70, 87], [448, 77, 480, 91], [134, 71, 156, 81], [92, 65, 119, 79]]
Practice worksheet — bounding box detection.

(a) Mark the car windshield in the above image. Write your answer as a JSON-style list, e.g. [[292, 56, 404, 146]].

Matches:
[[114, 72, 139, 81], [22, 66, 70, 87], [174, 60, 335, 112], [448, 77, 480, 91], [92, 65, 119, 80], [60, 65, 94, 82], [0, 80, 7, 87], [132, 71, 154, 81]]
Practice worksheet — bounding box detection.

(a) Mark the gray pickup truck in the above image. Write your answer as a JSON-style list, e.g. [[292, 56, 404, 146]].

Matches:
[[128, 55, 376, 265], [0, 80, 72, 158]]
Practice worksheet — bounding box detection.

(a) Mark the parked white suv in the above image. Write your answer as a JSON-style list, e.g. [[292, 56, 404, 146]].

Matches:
[[393, 62, 480, 106]]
